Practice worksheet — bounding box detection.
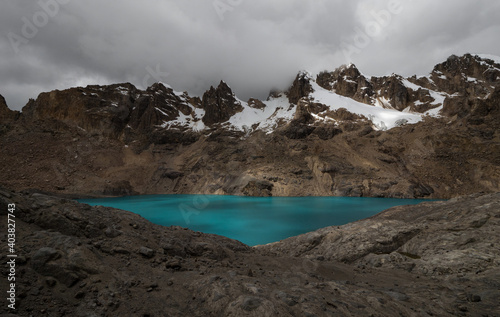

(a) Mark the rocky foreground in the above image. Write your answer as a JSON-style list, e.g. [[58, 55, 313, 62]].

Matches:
[[1, 188, 499, 316]]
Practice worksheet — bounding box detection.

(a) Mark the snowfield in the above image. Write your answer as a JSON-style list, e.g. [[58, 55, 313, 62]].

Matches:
[[309, 81, 423, 130], [228, 94, 295, 133], [226, 79, 432, 132]]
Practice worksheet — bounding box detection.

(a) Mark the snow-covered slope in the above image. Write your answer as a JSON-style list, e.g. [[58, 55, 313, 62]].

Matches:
[[227, 95, 295, 133], [162, 81, 429, 132], [308, 81, 423, 130], [159, 75, 438, 133], [148, 54, 499, 134], [161, 104, 206, 132]]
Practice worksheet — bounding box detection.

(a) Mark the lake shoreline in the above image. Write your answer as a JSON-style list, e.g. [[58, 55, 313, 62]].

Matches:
[[78, 194, 442, 246], [1, 186, 498, 316]]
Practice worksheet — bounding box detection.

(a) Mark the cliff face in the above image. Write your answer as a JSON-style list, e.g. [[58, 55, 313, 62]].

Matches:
[[287, 72, 314, 104], [0, 94, 19, 123], [0, 54, 499, 198], [429, 53, 500, 95], [20, 83, 202, 139], [201, 81, 243, 125], [316, 64, 374, 104], [1, 188, 498, 316]]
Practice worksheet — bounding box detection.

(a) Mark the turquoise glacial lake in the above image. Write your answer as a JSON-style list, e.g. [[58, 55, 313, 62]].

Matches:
[[78, 195, 433, 246]]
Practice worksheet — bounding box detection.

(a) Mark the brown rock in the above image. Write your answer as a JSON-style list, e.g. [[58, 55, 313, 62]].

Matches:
[[242, 179, 273, 196], [287, 72, 313, 104], [201, 81, 244, 126], [317, 64, 374, 104], [371, 75, 409, 111], [0, 94, 19, 124]]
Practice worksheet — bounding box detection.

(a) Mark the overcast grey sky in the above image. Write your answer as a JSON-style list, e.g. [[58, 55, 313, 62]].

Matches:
[[1, 0, 499, 110]]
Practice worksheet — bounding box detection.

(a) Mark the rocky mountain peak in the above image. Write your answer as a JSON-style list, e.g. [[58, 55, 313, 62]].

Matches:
[[370, 75, 410, 111], [434, 54, 488, 75], [0, 94, 7, 108], [430, 54, 500, 96], [19, 84, 139, 137], [17, 82, 199, 143], [217, 79, 231, 90], [0, 94, 10, 116], [287, 71, 314, 105], [340, 63, 362, 78], [3, 53, 498, 144], [0, 94, 19, 123], [316, 64, 374, 105], [201, 80, 243, 126], [147, 82, 170, 93], [129, 83, 197, 135]]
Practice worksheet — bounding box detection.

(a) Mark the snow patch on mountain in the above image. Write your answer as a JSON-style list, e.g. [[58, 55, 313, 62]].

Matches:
[[161, 104, 206, 132], [401, 79, 422, 92], [309, 82, 422, 130], [425, 105, 443, 117], [228, 94, 295, 133], [428, 90, 447, 106], [476, 54, 500, 65], [402, 78, 448, 106]]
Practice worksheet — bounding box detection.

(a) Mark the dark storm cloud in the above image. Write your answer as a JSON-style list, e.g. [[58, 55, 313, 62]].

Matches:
[[1, 0, 499, 110]]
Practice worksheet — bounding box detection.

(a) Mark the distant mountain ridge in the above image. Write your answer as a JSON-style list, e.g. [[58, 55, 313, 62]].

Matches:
[[3, 53, 499, 138], [0, 53, 498, 198]]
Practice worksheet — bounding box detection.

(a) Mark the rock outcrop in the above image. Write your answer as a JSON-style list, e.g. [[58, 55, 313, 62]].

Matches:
[[287, 72, 314, 104], [21, 83, 136, 138], [259, 193, 500, 266], [19, 83, 203, 140], [429, 53, 500, 96], [0, 188, 498, 316], [201, 81, 243, 126], [0, 94, 19, 123], [371, 74, 410, 110], [317, 64, 374, 104]]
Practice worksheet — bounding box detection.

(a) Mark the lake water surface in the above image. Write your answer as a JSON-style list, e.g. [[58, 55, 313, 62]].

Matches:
[[78, 195, 433, 246]]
